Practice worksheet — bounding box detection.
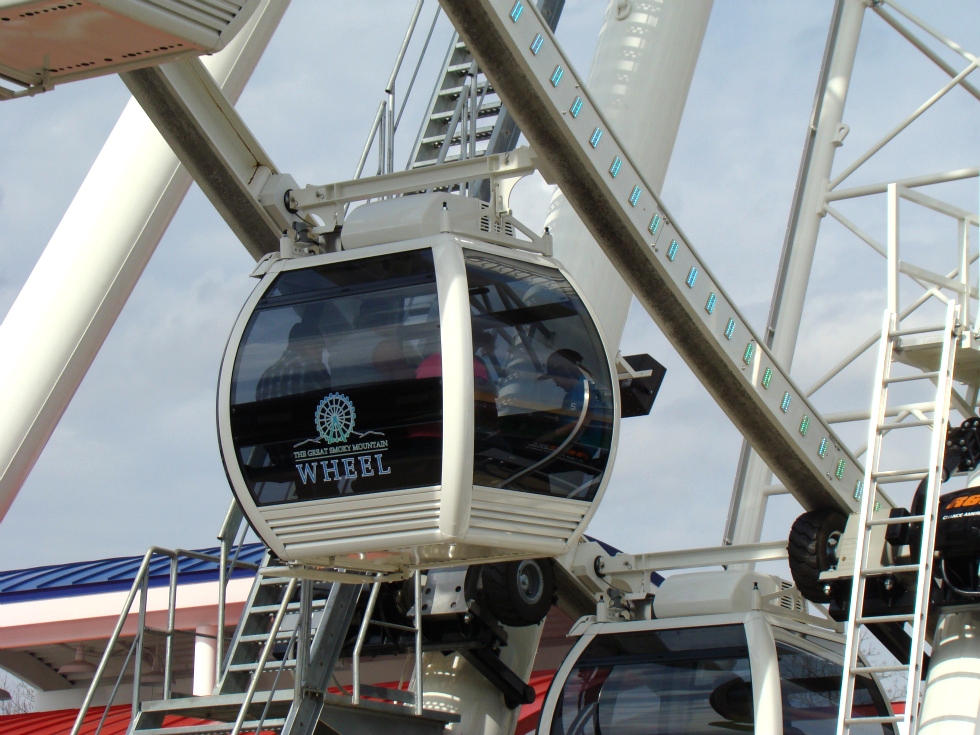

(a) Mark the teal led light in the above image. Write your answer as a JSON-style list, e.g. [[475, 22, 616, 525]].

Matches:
[[818, 438, 829, 458], [874, 501, 882, 512], [649, 213, 661, 235], [705, 293, 717, 314], [686, 267, 698, 288], [800, 415, 810, 436], [666, 240, 679, 261], [836, 459, 846, 480], [609, 157, 622, 177], [780, 391, 791, 412], [743, 342, 755, 366], [762, 367, 772, 389], [589, 128, 603, 148], [550, 65, 563, 87], [854, 480, 864, 500], [510, 1, 524, 21], [725, 318, 736, 340], [530, 34, 544, 54], [629, 186, 641, 207], [570, 96, 583, 118]]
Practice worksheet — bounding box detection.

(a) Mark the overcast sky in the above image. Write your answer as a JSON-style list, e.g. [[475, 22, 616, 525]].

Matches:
[[0, 1, 977, 572]]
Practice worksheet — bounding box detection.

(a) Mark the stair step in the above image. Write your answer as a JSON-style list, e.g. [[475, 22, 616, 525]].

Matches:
[[136, 720, 286, 735], [227, 659, 296, 673], [428, 102, 502, 123], [421, 125, 495, 147], [238, 631, 297, 644], [437, 81, 492, 99]]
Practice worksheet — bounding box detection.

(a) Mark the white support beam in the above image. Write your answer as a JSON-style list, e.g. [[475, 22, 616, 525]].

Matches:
[[0, 0, 289, 524], [121, 56, 285, 259], [439, 0, 883, 515]]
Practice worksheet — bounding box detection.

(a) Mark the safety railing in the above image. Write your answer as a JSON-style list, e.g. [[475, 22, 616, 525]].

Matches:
[[69, 540, 260, 735]]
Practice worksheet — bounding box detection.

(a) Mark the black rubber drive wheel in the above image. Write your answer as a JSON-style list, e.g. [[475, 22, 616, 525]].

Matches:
[[788, 509, 847, 603], [481, 558, 555, 627]]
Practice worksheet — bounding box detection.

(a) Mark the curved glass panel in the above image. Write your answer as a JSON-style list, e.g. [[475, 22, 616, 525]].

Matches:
[[228, 249, 441, 506], [465, 250, 614, 501], [549, 626, 752, 734], [776, 643, 894, 734]]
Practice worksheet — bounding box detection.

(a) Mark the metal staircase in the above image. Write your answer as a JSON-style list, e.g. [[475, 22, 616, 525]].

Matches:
[[837, 301, 960, 734], [405, 0, 562, 200], [126, 561, 453, 735]]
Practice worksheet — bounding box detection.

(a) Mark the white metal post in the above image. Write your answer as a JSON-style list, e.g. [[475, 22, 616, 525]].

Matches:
[[0, 1, 288, 523], [727, 0, 868, 546]]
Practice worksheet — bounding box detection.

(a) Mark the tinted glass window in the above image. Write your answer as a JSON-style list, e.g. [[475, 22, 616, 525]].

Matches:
[[777, 643, 893, 734], [465, 251, 614, 501], [551, 626, 752, 734], [228, 250, 441, 505]]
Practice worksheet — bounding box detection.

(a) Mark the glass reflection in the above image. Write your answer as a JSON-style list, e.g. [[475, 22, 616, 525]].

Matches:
[[229, 249, 442, 506], [550, 626, 753, 735], [465, 251, 614, 501]]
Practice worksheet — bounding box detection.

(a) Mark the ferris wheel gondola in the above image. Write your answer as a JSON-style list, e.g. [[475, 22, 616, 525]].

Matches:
[[217, 194, 620, 573]]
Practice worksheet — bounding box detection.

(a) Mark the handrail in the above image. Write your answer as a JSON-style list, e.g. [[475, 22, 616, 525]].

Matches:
[[69, 544, 260, 735]]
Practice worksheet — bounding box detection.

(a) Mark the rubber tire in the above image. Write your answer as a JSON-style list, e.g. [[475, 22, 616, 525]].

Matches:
[[788, 509, 847, 603], [482, 558, 555, 627]]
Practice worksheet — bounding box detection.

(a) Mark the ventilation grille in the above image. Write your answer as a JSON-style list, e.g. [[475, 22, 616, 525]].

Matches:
[[478, 215, 516, 237], [777, 580, 808, 612], [266, 490, 440, 549], [469, 488, 585, 543]]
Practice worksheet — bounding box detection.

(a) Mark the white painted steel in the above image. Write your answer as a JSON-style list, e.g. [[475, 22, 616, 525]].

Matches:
[[439, 0, 876, 516], [745, 612, 782, 735], [839, 302, 958, 735], [728, 0, 869, 546], [0, 0, 288, 524], [544, 0, 713, 354], [919, 611, 980, 735], [0, 0, 262, 94]]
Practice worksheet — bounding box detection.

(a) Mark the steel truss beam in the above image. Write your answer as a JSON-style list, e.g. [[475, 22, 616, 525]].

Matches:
[[122, 58, 286, 259], [439, 0, 882, 516]]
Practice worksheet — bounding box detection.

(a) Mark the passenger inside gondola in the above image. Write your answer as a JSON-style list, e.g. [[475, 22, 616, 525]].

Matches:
[[465, 250, 614, 500]]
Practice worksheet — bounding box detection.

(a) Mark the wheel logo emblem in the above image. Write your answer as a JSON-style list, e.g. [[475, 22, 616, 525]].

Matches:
[[315, 393, 357, 444]]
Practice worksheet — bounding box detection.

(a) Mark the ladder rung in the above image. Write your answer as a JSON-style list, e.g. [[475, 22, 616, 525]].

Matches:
[[883, 371, 940, 384], [855, 613, 915, 624], [863, 563, 920, 575], [853, 664, 909, 675], [890, 323, 946, 338], [868, 514, 926, 526], [878, 419, 935, 431], [871, 469, 929, 483], [844, 715, 903, 725]]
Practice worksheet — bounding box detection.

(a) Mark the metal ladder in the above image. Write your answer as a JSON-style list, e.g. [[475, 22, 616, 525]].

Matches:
[[838, 300, 960, 734]]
